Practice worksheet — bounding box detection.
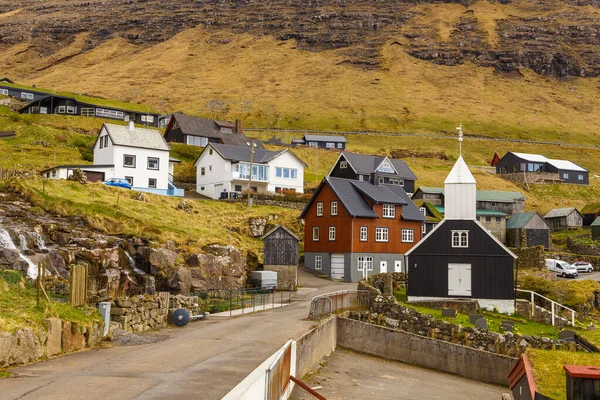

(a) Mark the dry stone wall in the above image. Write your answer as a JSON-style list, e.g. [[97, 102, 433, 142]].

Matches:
[[110, 293, 170, 333]]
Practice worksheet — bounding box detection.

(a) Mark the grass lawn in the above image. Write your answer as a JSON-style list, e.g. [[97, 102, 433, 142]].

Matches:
[[0, 270, 101, 333], [528, 348, 600, 400], [394, 286, 560, 338]]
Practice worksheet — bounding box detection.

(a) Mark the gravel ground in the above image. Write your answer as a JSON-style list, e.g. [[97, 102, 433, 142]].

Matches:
[[110, 328, 170, 346]]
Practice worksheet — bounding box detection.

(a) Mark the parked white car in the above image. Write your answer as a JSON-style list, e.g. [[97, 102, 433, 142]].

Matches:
[[545, 259, 579, 278], [572, 261, 594, 273]]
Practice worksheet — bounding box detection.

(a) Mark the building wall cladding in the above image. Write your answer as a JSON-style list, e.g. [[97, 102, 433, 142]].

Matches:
[[329, 158, 357, 180], [263, 228, 298, 266]]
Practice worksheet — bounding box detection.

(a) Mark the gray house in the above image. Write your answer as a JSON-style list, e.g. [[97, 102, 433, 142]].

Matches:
[[506, 212, 552, 249], [261, 225, 299, 290], [544, 208, 584, 231]]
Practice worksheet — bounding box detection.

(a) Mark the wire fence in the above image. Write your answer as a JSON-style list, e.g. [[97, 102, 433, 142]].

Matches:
[[195, 287, 294, 316]]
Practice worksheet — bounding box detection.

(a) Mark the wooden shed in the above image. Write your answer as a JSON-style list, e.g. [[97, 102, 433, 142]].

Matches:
[[544, 208, 584, 231], [261, 225, 299, 290], [506, 212, 551, 249], [591, 217, 600, 240]]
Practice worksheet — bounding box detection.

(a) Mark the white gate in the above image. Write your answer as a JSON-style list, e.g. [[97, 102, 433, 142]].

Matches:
[[331, 254, 345, 280], [448, 263, 471, 296]]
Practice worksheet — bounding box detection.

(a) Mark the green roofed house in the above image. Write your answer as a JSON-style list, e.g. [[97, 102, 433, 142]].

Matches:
[[581, 203, 600, 226], [591, 217, 600, 240], [506, 212, 551, 249], [434, 205, 508, 243], [412, 199, 443, 236], [0, 81, 161, 127], [412, 187, 525, 216]]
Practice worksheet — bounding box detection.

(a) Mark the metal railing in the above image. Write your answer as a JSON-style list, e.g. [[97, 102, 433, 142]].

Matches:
[[195, 288, 293, 317], [516, 289, 576, 327], [308, 290, 370, 320]]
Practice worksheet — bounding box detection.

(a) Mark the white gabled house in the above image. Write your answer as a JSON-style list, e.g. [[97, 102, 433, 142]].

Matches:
[[42, 122, 184, 196], [194, 143, 306, 199]]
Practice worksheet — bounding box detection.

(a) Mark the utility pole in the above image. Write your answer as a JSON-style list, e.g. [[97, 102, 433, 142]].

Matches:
[[248, 140, 255, 207]]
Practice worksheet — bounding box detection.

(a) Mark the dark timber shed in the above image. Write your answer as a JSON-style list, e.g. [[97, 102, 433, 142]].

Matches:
[[261, 225, 299, 290], [591, 217, 600, 240], [506, 212, 551, 249]]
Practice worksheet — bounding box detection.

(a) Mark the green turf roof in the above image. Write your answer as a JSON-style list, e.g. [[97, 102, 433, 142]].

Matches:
[[413, 199, 443, 222], [582, 203, 600, 214], [0, 82, 160, 114], [416, 186, 444, 194]]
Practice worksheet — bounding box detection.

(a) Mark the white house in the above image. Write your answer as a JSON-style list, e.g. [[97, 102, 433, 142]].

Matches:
[[42, 122, 184, 196], [194, 143, 306, 199]]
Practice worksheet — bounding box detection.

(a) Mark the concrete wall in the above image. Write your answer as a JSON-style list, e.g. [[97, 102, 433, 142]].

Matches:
[[296, 315, 337, 379], [336, 317, 516, 386]]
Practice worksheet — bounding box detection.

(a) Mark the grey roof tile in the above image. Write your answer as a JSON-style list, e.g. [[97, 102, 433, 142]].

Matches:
[[211, 143, 284, 163], [342, 152, 417, 180], [104, 123, 169, 151], [304, 134, 347, 143]]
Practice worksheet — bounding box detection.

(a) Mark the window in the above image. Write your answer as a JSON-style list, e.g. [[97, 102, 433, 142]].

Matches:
[[57, 105, 66, 113], [40, 107, 47, 114], [360, 226, 368, 241], [401, 229, 414, 243], [123, 154, 136, 168], [359, 175, 369, 182], [315, 256, 322, 270], [125, 176, 133, 186], [316, 202, 323, 216], [485, 216, 491, 222], [578, 174, 584, 181], [382, 204, 395, 218], [496, 217, 501, 222], [376, 227, 389, 242], [99, 136, 104, 149], [148, 178, 157, 188], [103, 136, 109, 147], [420, 207, 427, 216], [209, 148, 213, 155], [275, 167, 298, 179], [326, 142, 335, 148], [235, 185, 242, 192], [186, 136, 208, 147], [209, 165, 212, 171], [0, 89, 8, 95], [452, 230, 469, 248], [51, 170, 56, 177], [312, 227, 320, 241], [340, 161, 348, 169], [331, 201, 338, 216], [389, 178, 404, 186], [422, 223, 426, 234], [141, 115, 154, 123], [200, 186, 205, 191], [329, 226, 336, 241], [96, 108, 124, 120], [220, 127, 233, 134], [357, 256, 373, 271], [20, 92, 34, 100], [337, 143, 343, 149], [308, 142, 318, 147], [201, 167, 206, 176], [147, 157, 159, 170], [377, 160, 394, 173], [236, 163, 268, 181], [81, 107, 95, 117], [66, 106, 76, 114], [378, 177, 384, 184], [563, 173, 569, 179]]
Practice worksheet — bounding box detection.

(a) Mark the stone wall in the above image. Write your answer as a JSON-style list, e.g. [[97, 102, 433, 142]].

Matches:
[[169, 294, 201, 316], [0, 318, 103, 368], [513, 246, 545, 269], [515, 299, 569, 329], [337, 317, 517, 386], [263, 264, 297, 290], [110, 292, 170, 333]]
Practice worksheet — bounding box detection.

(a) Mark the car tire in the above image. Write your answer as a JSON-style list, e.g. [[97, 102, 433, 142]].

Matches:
[[589, 268, 593, 273], [561, 273, 567, 278]]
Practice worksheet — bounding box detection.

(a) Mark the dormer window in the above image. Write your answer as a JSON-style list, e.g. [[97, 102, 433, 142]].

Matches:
[[340, 161, 348, 169], [377, 159, 394, 173], [382, 204, 395, 218], [452, 230, 468, 248], [420, 207, 426, 216]]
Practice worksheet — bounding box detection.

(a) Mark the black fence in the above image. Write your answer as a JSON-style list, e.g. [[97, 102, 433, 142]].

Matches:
[[194, 288, 294, 317]]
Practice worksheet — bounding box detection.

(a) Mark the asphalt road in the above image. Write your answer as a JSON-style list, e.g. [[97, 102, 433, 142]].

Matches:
[[0, 269, 354, 400], [555, 270, 600, 281]]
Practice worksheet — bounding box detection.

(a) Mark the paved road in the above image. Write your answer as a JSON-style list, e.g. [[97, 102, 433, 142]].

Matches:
[[290, 348, 508, 400], [0, 268, 354, 400], [556, 271, 600, 281]]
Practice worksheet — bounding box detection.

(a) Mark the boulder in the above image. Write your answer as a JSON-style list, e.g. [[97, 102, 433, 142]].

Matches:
[[62, 322, 86, 353], [44, 318, 62, 357], [0, 329, 43, 366], [248, 218, 267, 237], [149, 248, 179, 270], [168, 266, 192, 294]]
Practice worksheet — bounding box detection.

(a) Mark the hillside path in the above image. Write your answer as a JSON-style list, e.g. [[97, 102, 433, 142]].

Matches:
[[0, 268, 353, 400]]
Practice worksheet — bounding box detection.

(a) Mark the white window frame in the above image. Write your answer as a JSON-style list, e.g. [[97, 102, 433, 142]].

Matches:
[[451, 230, 469, 248], [123, 154, 136, 168], [357, 256, 373, 271], [141, 115, 154, 123], [147, 157, 159, 170], [125, 176, 133, 186], [401, 229, 414, 243], [340, 160, 348, 169], [57, 105, 66, 113], [377, 160, 394, 173], [81, 107, 95, 117], [331, 201, 338, 216], [20, 92, 34, 100], [312, 227, 319, 241], [148, 178, 157, 188], [375, 227, 389, 242], [328, 226, 336, 241], [0, 89, 8, 96], [201, 167, 206, 176], [66, 106, 76, 114], [422, 223, 427, 234], [382, 204, 395, 218], [315, 256, 322, 270], [563, 173, 569, 179], [420, 207, 427, 216], [578, 174, 584, 181], [337, 143, 343, 149], [316, 202, 323, 216], [325, 142, 335, 148], [359, 226, 368, 242]]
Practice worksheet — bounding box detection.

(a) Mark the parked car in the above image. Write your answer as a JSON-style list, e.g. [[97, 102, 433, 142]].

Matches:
[[545, 259, 579, 278], [572, 261, 594, 273], [103, 178, 132, 189]]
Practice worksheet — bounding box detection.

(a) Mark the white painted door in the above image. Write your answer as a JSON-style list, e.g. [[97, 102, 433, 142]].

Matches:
[[380, 260, 388, 274], [394, 260, 402, 273], [214, 184, 223, 199], [448, 263, 472, 296], [331, 254, 345, 280]]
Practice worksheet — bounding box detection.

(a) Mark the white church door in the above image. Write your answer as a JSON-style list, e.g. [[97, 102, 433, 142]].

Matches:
[[448, 263, 471, 296]]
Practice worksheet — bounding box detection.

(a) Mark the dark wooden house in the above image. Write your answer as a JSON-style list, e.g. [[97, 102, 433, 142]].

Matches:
[[328, 151, 418, 194], [564, 365, 600, 400], [591, 217, 600, 240], [300, 176, 425, 282], [544, 208, 584, 231], [506, 212, 551, 249], [495, 152, 589, 185], [261, 225, 299, 290], [582, 204, 600, 227], [163, 113, 263, 148], [406, 156, 517, 314], [19, 94, 161, 126], [292, 134, 346, 150], [508, 355, 538, 400]]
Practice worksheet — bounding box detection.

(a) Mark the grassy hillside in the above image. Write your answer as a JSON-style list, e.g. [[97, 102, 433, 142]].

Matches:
[[1, 22, 600, 144]]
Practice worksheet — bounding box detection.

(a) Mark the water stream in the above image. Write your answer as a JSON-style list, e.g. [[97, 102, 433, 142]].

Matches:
[[32, 232, 47, 250], [124, 250, 156, 294], [0, 227, 38, 279]]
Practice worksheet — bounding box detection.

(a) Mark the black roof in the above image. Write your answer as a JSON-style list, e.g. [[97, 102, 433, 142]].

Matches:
[[194, 143, 307, 167], [340, 152, 418, 180], [300, 177, 425, 221], [170, 113, 264, 148]]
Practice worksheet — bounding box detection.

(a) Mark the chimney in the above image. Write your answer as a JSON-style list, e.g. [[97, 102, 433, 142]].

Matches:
[[235, 119, 242, 135], [128, 120, 135, 131]]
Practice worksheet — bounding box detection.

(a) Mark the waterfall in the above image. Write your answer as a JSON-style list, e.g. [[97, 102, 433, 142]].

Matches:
[[0, 227, 38, 279], [32, 232, 47, 250], [18, 234, 29, 251], [124, 250, 146, 275]]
